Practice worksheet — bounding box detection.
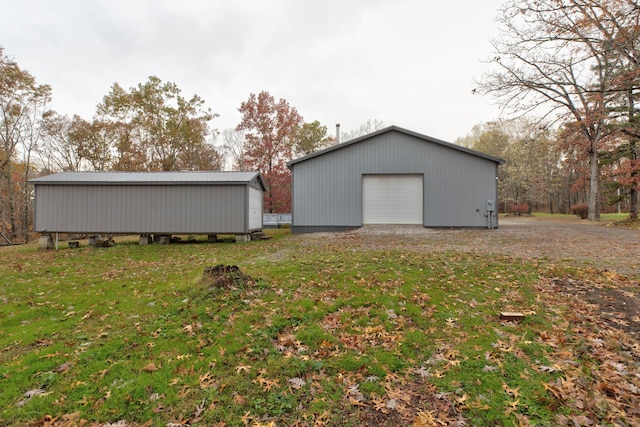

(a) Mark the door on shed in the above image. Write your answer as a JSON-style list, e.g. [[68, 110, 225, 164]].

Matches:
[[362, 174, 423, 224], [248, 186, 263, 230]]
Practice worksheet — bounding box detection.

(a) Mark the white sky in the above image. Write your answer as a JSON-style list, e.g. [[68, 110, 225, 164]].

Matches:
[[0, 0, 505, 143]]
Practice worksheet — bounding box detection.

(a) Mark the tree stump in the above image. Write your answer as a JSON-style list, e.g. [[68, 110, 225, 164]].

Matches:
[[201, 265, 251, 289]]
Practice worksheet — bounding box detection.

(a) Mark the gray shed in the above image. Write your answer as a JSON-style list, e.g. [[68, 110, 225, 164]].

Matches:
[[287, 126, 504, 233], [30, 171, 266, 239]]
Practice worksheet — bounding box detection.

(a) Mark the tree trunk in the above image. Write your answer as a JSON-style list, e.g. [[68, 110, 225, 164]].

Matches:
[[6, 165, 17, 241], [22, 150, 32, 243], [627, 91, 638, 221], [587, 148, 600, 221]]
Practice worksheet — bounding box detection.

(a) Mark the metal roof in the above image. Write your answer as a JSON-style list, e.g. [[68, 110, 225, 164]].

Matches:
[[287, 125, 505, 168], [30, 171, 266, 190]]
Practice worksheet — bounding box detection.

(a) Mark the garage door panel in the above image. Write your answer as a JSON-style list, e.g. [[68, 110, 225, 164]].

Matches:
[[362, 175, 423, 224]]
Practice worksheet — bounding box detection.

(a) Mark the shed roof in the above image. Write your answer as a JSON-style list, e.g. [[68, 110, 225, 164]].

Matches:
[[30, 171, 266, 190], [287, 125, 505, 168]]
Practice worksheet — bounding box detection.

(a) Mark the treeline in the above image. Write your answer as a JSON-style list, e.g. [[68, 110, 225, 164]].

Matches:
[[1, 50, 226, 243], [4, 0, 639, 243], [456, 119, 634, 216], [478, 0, 640, 221]]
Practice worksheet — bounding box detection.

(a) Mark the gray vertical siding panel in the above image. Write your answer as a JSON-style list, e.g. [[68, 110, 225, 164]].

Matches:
[[33, 184, 250, 234], [291, 130, 500, 229]]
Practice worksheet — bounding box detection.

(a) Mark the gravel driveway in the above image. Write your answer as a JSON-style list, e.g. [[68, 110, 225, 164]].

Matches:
[[303, 216, 640, 277]]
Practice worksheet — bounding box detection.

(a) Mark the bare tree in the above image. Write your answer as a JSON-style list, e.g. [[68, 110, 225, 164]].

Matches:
[[341, 119, 385, 142], [19, 87, 49, 242], [478, 0, 626, 221], [0, 47, 51, 241], [221, 128, 247, 171], [39, 112, 84, 171]]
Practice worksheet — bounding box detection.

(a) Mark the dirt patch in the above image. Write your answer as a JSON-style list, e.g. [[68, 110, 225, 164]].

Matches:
[[547, 277, 640, 340]]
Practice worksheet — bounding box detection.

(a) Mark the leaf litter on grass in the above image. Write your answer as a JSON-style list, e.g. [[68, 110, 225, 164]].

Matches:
[[2, 226, 640, 426], [534, 276, 640, 425]]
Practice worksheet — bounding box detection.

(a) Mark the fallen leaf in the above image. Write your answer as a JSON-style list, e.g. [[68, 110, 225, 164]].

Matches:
[[415, 367, 431, 378], [199, 372, 217, 389], [241, 411, 252, 426], [23, 388, 47, 398], [54, 361, 72, 373], [233, 394, 249, 405], [502, 383, 521, 399], [288, 377, 306, 389], [538, 365, 561, 373], [373, 397, 387, 412], [413, 410, 438, 427], [255, 377, 279, 391], [141, 362, 159, 372], [235, 365, 251, 374], [39, 351, 61, 359], [456, 393, 468, 405], [348, 396, 367, 406]]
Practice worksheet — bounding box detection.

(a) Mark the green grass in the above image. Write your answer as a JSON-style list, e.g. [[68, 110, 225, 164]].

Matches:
[[528, 211, 631, 222], [0, 230, 636, 426]]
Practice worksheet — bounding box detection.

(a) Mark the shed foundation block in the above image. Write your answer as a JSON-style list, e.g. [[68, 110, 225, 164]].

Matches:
[[207, 234, 218, 243], [235, 234, 251, 243], [157, 235, 171, 245], [38, 234, 54, 251], [139, 234, 153, 245]]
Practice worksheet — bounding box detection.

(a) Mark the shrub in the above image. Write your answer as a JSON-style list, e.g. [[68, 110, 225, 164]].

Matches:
[[510, 204, 529, 216], [571, 203, 589, 219]]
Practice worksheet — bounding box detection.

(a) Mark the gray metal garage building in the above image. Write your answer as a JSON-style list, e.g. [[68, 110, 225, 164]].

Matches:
[[287, 126, 504, 233], [30, 171, 265, 240]]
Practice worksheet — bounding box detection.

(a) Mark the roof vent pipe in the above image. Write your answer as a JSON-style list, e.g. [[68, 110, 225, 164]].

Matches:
[[336, 123, 340, 144]]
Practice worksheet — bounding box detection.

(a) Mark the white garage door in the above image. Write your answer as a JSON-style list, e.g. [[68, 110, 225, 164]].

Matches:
[[362, 174, 423, 224]]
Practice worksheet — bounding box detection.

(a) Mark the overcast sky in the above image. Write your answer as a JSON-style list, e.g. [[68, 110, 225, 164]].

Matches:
[[1, 0, 505, 143]]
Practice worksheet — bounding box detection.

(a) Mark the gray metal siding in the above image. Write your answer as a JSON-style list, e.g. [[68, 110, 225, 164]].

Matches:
[[291, 130, 499, 228], [34, 184, 248, 234]]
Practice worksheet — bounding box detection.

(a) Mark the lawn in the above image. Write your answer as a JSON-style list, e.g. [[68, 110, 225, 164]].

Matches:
[[506, 211, 630, 222], [0, 229, 638, 426]]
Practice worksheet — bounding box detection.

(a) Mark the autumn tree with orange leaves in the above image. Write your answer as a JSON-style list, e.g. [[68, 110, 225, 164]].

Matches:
[[236, 91, 303, 213]]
